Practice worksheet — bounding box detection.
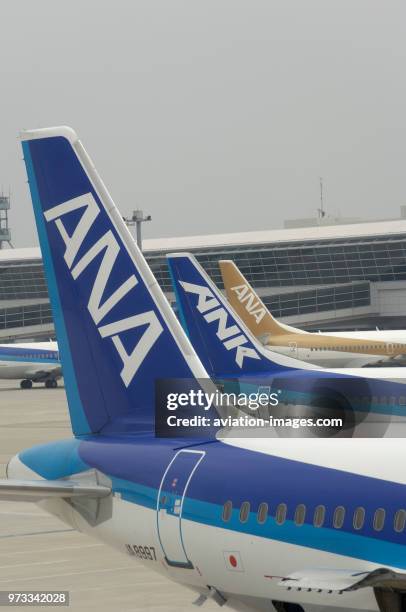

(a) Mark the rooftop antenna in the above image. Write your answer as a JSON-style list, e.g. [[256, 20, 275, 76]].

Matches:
[[317, 176, 326, 222]]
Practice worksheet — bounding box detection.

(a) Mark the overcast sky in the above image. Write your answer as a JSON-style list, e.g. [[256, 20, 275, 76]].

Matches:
[[0, 0, 405, 247]]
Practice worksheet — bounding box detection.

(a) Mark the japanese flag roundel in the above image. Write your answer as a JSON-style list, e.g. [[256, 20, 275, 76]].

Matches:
[[223, 551, 244, 572]]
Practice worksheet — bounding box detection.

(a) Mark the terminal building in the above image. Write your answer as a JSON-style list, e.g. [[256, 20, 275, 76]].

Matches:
[[2, 217, 406, 340]]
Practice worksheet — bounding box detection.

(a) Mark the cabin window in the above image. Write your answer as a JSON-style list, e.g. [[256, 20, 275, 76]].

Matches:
[[275, 503, 287, 525], [394, 509, 406, 532], [294, 504, 306, 526], [373, 508, 386, 532], [239, 501, 250, 523], [313, 505, 325, 528], [333, 506, 345, 529], [222, 500, 232, 522], [257, 502, 268, 524], [353, 507, 365, 530]]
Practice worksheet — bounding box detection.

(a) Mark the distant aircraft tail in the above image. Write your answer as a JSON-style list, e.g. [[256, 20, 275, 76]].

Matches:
[[219, 260, 304, 340], [21, 127, 210, 436], [167, 253, 308, 378]]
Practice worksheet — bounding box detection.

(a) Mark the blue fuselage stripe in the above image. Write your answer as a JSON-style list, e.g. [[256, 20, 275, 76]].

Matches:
[[19, 437, 406, 570], [111, 473, 406, 569], [0, 355, 59, 365]]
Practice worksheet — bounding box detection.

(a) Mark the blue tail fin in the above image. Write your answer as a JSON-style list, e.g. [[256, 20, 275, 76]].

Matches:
[[21, 127, 209, 436], [167, 253, 302, 378]]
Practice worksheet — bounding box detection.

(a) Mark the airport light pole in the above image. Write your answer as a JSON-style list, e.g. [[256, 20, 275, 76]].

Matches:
[[123, 209, 152, 251], [317, 177, 326, 222]]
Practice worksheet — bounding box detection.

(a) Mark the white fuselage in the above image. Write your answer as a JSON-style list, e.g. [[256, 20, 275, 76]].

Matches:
[[9, 436, 404, 612], [266, 330, 406, 368], [268, 344, 376, 367], [0, 342, 60, 381]]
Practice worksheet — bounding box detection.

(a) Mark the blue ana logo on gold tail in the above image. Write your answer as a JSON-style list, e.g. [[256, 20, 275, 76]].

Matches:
[[179, 280, 260, 368], [44, 192, 163, 387]]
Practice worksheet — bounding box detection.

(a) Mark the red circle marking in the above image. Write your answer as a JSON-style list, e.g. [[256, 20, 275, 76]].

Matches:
[[229, 555, 237, 568]]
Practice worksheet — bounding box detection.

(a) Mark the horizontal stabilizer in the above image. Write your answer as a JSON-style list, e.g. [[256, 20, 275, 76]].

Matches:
[[0, 479, 111, 502]]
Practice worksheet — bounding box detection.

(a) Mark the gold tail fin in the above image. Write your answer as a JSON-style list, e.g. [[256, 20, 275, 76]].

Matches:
[[219, 260, 302, 339]]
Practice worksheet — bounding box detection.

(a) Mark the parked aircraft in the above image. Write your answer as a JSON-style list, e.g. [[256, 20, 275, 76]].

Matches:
[[3, 126, 406, 611], [167, 252, 406, 435], [219, 260, 406, 368], [0, 341, 60, 388]]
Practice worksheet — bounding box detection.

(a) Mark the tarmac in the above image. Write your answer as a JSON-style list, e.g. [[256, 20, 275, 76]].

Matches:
[[0, 379, 217, 612]]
